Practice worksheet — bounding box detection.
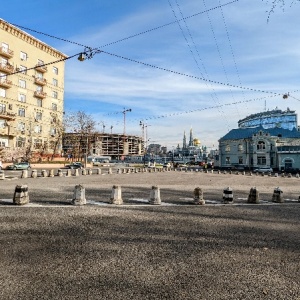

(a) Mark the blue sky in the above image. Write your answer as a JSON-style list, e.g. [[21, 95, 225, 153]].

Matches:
[[2, 0, 300, 149]]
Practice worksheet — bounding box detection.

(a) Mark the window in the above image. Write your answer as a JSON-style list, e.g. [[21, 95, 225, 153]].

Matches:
[[0, 88, 6, 98], [257, 156, 266, 165], [19, 79, 26, 88], [257, 141, 266, 150], [52, 103, 57, 111], [20, 51, 27, 61], [36, 86, 42, 92], [238, 156, 243, 164], [0, 138, 8, 147], [34, 138, 43, 149], [52, 91, 58, 99], [18, 93, 26, 103], [17, 122, 25, 132], [36, 99, 42, 107], [35, 112, 42, 121], [52, 67, 58, 75], [1, 43, 9, 53], [52, 78, 58, 86], [37, 59, 44, 66], [0, 103, 6, 113], [18, 108, 25, 117], [16, 137, 26, 148], [19, 65, 27, 74], [238, 144, 243, 151], [36, 71, 43, 79], [225, 145, 230, 152], [50, 127, 57, 135], [34, 125, 42, 134], [225, 157, 230, 164], [0, 119, 6, 128]]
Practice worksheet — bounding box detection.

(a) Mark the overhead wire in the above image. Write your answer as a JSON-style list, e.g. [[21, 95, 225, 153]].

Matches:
[[168, 0, 231, 130], [8, 0, 241, 50], [202, 0, 241, 118], [218, 0, 249, 111]]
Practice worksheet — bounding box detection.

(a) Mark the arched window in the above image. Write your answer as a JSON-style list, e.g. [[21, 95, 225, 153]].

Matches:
[[225, 144, 230, 152], [257, 141, 265, 150], [238, 144, 243, 151]]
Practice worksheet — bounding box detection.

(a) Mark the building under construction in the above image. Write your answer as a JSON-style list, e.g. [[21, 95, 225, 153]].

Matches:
[[62, 132, 143, 160]]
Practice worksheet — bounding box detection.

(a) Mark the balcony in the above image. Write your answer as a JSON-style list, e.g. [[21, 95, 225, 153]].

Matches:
[[34, 91, 47, 99], [0, 79, 12, 88], [35, 64, 47, 73], [0, 47, 14, 58], [34, 77, 47, 86], [0, 110, 16, 120], [0, 63, 14, 74]]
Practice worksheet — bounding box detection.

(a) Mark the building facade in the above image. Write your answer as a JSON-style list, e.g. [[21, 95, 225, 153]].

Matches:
[[0, 19, 67, 160], [219, 108, 300, 171]]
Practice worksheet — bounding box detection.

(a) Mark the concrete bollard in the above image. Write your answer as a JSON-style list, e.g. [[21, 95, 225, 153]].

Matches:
[[135, 168, 138, 173], [0, 170, 4, 180], [248, 187, 259, 204], [288, 173, 292, 178], [149, 185, 161, 205], [21, 170, 28, 179], [31, 169, 38, 178], [218, 170, 220, 174], [13, 185, 29, 205], [117, 168, 121, 174], [127, 168, 131, 174], [82, 169, 87, 175], [235, 171, 239, 175], [249, 172, 252, 176], [74, 169, 79, 176], [57, 169, 63, 177], [223, 171, 227, 174], [281, 173, 285, 178], [194, 187, 205, 205], [243, 171, 245, 175], [87, 169, 93, 175], [268, 172, 272, 177], [272, 187, 284, 203], [66, 169, 72, 177], [71, 184, 86, 205], [296, 173, 300, 178], [110, 185, 123, 205], [41, 170, 47, 177], [256, 172, 259, 176], [274, 173, 278, 177], [96, 168, 101, 175], [48, 169, 54, 177], [223, 187, 233, 203], [108, 168, 112, 175]]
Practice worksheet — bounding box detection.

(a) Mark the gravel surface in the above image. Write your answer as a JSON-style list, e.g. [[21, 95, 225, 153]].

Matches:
[[0, 170, 299, 299]]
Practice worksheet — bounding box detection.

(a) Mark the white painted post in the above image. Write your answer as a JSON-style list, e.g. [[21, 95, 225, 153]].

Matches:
[[110, 185, 123, 205], [149, 185, 161, 205], [71, 184, 86, 205]]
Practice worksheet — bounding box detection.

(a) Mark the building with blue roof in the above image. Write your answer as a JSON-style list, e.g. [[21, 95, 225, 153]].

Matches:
[[218, 108, 300, 171]]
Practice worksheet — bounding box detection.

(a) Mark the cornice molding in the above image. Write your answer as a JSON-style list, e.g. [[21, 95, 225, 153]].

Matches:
[[0, 19, 68, 60]]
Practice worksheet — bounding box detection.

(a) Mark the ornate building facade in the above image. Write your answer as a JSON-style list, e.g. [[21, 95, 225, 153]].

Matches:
[[0, 18, 67, 160], [219, 108, 300, 171]]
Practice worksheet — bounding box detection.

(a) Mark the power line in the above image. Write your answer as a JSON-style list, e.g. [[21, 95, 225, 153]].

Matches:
[[168, 0, 231, 130], [8, 0, 241, 50], [98, 49, 281, 95]]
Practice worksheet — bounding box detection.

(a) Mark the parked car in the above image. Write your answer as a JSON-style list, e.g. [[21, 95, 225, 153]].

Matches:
[[65, 162, 84, 169], [253, 167, 273, 173], [163, 162, 171, 168], [6, 162, 31, 170]]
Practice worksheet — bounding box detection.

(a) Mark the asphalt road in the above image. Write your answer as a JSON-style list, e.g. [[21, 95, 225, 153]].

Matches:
[[0, 171, 299, 299]]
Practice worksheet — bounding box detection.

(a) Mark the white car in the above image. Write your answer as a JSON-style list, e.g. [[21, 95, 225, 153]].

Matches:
[[253, 167, 273, 173]]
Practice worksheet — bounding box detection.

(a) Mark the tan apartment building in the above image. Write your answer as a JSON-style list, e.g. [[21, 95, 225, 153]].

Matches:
[[0, 18, 67, 161]]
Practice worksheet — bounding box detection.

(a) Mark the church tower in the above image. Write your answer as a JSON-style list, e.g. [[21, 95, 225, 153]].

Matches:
[[183, 131, 187, 149], [189, 127, 194, 146]]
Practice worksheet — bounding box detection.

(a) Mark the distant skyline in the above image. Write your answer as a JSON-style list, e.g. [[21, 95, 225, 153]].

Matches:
[[2, 0, 300, 149]]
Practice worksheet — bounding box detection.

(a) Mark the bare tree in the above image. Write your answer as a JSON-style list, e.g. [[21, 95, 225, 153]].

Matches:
[[63, 111, 97, 161], [263, 0, 300, 21]]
